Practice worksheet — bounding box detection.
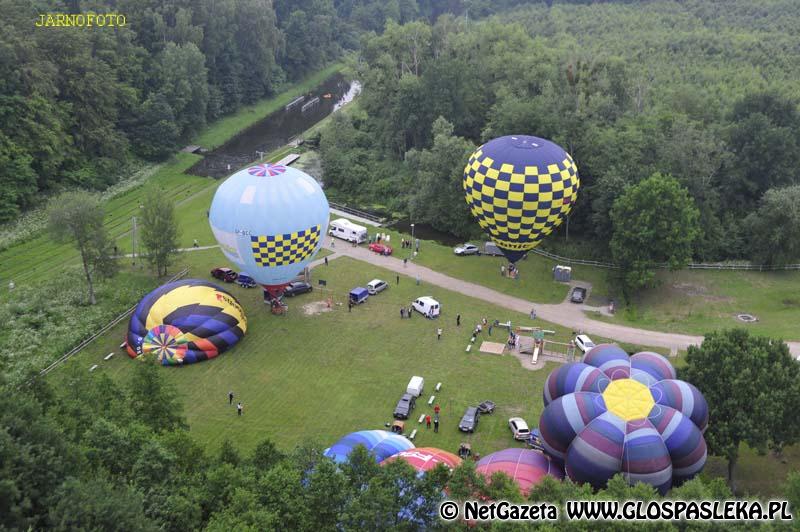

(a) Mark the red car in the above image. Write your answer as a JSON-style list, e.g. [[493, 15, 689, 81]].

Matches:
[[368, 243, 393, 255], [211, 267, 238, 282]]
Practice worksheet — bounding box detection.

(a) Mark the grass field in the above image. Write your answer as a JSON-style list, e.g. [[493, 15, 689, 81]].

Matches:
[[56, 249, 576, 458], [591, 268, 800, 339], [48, 247, 798, 496]]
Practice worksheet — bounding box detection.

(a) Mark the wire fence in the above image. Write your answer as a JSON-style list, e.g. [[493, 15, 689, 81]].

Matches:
[[329, 202, 385, 224], [38, 267, 189, 377], [530, 248, 800, 272]]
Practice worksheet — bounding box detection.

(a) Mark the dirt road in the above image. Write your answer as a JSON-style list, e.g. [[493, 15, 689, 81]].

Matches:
[[321, 238, 800, 358]]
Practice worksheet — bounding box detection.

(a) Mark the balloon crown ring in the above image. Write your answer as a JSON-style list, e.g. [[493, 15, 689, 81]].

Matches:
[[248, 163, 286, 176]]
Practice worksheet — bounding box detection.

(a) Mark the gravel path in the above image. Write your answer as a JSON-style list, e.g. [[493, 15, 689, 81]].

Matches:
[[321, 237, 800, 358]]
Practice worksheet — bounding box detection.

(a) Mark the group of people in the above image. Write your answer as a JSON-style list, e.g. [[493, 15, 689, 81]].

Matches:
[[500, 263, 519, 279], [399, 238, 420, 251], [470, 317, 493, 343], [399, 305, 414, 318], [228, 390, 243, 416], [425, 404, 441, 432]]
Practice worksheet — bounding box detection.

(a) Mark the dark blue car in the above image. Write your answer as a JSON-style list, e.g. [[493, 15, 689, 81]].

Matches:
[[236, 273, 257, 288]]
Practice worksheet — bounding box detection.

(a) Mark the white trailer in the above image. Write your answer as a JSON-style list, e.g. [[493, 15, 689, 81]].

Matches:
[[329, 218, 367, 243]]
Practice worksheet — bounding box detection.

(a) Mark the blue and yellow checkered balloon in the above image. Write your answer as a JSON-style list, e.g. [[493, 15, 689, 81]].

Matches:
[[463, 135, 579, 262], [250, 225, 321, 267]]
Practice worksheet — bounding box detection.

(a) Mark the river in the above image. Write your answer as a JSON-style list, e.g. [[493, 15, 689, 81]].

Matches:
[[188, 73, 361, 178]]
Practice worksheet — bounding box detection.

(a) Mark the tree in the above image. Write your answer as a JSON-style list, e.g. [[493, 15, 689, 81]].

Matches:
[[725, 92, 800, 206], [140, 189, 180, 276], [745, 185, 800, 266], [126, 364, 186, 433], [406, 117, 476, 238], [610, 173, 700, 298], [47, 192, 117, 305], [49, 478, 158, 532], [682, 329, 800, 492]]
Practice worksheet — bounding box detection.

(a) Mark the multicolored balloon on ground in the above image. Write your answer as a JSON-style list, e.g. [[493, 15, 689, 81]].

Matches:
[[126, 279, 247, 365], [463, 135, 579, 262], [324, 430, 414, 464], [209, 163, 329, 297], [382, 447, 462, 474], [539, 345, 708, 493], [476, 448, 564, 496]]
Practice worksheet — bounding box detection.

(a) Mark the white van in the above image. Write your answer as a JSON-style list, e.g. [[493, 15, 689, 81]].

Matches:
[[407, 376, 424, 397], [329, 218, 367, 243], [574, 334, 596, 354], [412, 296, 440, 318]]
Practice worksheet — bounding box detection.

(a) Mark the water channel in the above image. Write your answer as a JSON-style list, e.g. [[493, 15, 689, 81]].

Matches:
[[188, 73, 360, 178]]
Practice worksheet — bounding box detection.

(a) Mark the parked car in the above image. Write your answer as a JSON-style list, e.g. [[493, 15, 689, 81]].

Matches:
[[284, 281, 312, 297], [412, 296, 440, 318], [368, 243, 393, 255], [477, 400, 495, 414], [454, 243, 481, 256], [574, 334, 596, 354], [508, 417, 531, 441], [570, 286, 587, 303], [236, 273, 257, 288], [459, 406, 480, 433], [366, 279, 388, 295], [211, 267, 238, 282], [393, 393, 416, 419]]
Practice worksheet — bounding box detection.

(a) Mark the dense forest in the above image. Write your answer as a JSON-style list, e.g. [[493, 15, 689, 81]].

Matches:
[[319, 0, 800, 265]]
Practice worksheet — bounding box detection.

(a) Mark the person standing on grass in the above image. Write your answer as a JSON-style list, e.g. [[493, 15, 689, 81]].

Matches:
[[456, 314, 461, 327], [396, 274, 400, 285], [400, 307, 405, 319], [434, 414, 439, 433], [426, 414, 431, 429], [437, 327, 442, 341], [348, 300, 352, 312], [488, 324, 493, 336], [416, 274, 420, 286], [408, 306, 413, 318], [324, 256, 328, 266], [228, 391, 234, 405], [193, 238, 199, 248], [237, 402, 243, 416], [434, 404, 440, 416]]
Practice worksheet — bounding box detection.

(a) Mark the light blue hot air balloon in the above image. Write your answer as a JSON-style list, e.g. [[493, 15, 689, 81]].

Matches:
[[209, 163, 329, 298]]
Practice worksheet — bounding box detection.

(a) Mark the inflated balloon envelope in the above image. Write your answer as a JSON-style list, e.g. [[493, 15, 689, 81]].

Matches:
[[463, 135, 579, 263], [209, 163, 330, 298]]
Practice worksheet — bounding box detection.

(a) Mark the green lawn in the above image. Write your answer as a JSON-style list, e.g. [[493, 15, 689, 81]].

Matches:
[[193, 64, 344, 149], [56, 249, 574, 457], [48, 247, 800, 496], [592, 268, 800, 339], [0, 153, 212, 285]]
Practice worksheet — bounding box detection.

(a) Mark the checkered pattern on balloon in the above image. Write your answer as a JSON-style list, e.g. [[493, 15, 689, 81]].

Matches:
[[463, 136, 580, 263]]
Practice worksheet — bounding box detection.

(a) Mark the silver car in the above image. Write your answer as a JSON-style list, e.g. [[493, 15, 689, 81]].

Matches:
[[366, 279, 388, 294], [454, 243, 480, 256]]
